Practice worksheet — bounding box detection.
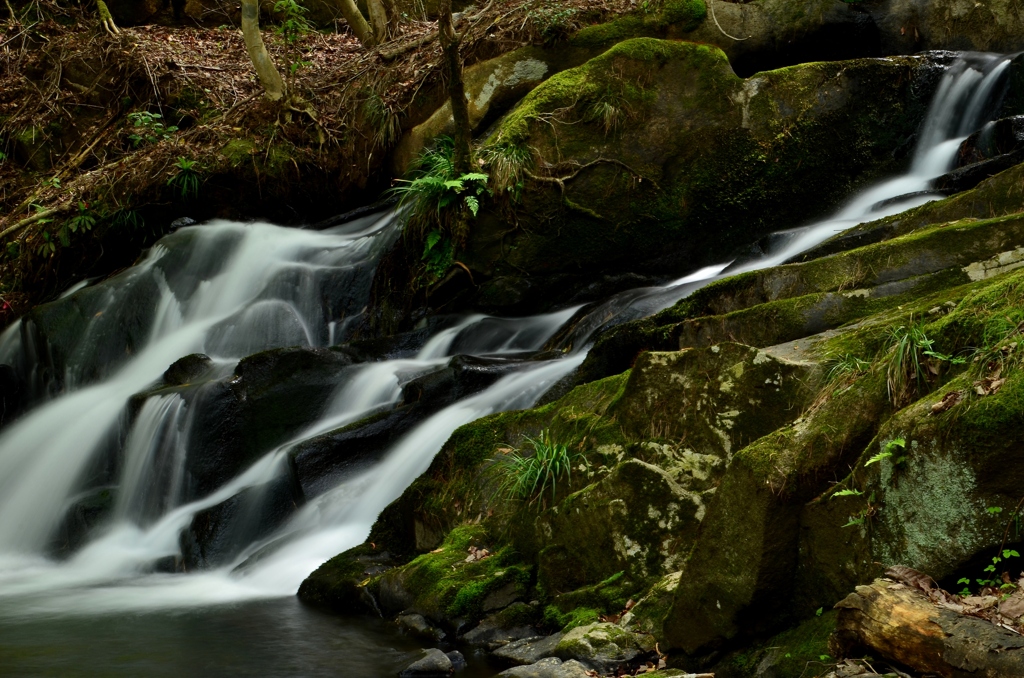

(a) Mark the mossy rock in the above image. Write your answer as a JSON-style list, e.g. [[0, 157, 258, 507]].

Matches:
[[297, 543, 398, 614], [467, 38, 940, 311], [554, 621, 655, 672], [712, 610, 838, 678], [619, 571, 680, 641], [375, 524, 533, 624]]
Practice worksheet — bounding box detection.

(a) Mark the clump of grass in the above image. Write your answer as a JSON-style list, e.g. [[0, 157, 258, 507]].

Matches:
[[495, 430, 580, 507], [884, 324, 934, 407], [167, 157, 201, 199], [824, 352, 871, 385]]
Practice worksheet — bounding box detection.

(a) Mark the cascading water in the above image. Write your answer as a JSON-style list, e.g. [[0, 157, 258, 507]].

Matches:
[[0, 51, 1012, 674]]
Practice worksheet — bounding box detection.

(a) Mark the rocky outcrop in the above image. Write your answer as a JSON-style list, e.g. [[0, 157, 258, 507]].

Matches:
[[456, 39, 945, 315]]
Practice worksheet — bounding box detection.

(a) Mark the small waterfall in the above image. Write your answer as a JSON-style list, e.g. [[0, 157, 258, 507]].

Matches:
[[0, 52, 1012, 618]]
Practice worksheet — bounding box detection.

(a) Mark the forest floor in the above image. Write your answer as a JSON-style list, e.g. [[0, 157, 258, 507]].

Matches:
[[0, 0, 632, 322]]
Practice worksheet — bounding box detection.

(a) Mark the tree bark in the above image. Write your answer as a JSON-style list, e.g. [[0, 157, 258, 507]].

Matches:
[[437, 0, 472, 175], [335, 0, 376, 46], [366, 0, 390, 43], [240, 0, 284, 101], [832, 578, 1024, 677]]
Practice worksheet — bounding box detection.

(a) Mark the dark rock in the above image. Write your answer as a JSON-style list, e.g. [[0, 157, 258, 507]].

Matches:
[[397, 613, 446, 642], [493, 633, 564, 666], [444, 651, 466, 671], [935, 150, 1024, 194], [297, 543, 397, 614], [398, 648, 452, 678], [0, 363, 25, 427], [460, 612, 537, 649], [168, 216, 196, 230], [179, 472, 303, 569], [955, 116, 1024, 166], [162, 353, 213, 386], [51, 486, 116, 555]]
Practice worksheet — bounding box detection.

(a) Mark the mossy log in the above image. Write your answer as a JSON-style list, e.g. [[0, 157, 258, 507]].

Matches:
[[831, 578, 1024, 677]]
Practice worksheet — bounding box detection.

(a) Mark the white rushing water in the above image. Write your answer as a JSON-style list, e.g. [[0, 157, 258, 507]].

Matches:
[[0, 52, 1011, 618]]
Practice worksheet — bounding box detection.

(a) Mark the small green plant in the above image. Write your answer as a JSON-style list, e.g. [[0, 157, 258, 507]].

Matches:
[[36, 230, 56, 257], [884, 323, 962, 406], [275, 0, 313, 79], [494, 430, 580, 506], [57, 201, 96, 246], [127, 111, 178, 147], [865, 437, 906, 467], [44, 176, 61, 189], [389, 137, 490, 279], [825, 352, 871, 385], [830, 488, 864, 499], [167, 157, 201, 199], [842, 492, 877, 528], [527, 1, 579, 42]]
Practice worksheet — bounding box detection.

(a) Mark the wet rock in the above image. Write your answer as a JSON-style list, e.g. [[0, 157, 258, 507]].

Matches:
[[496, 657, 591, 678], [162, 353, 213, 386], [397, 613, 446, 642], [554, 622, 652, 673], [179, 473, 302, 569], [297, 543, 397, 614], [445, 651, 466, 671], [398, 648, 452, 677], [51, 486, 116, 555], [492, 633, 563, 666]]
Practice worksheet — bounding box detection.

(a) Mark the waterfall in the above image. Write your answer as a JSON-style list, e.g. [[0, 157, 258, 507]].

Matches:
[[0, 52, 1011, 618]]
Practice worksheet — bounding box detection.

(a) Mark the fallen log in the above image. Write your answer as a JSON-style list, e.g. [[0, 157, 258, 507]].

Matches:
[[831, 578, 1024, 677]]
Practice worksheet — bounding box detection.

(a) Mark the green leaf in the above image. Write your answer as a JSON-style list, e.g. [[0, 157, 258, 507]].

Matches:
[[464, 195, 479, 217], [958, 578, 971, 585], [422, 230, 442, 259], [815, 607, 823, 616], [865, 450, 892, 466], [831, 488, 863, 499], [459, 172, 489, 183]]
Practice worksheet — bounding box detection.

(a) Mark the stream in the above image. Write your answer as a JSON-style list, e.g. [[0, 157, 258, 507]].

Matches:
[[0, 52, 1011, 676]]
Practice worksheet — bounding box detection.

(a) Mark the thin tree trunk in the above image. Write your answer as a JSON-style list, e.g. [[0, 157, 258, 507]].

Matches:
[[240, 0, 284, 101], [336, 0, 376, 46], [367, 0, 390, 43], [437, 0, 471, 175], [381, 0, 399, 37]]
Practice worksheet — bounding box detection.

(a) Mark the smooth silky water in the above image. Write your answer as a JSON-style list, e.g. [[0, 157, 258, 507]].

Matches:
[[0, 53, 1011, 676]]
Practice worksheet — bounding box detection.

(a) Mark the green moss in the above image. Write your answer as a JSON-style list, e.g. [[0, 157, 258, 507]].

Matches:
[[381, 524, 533, 621], [718, 611, 838, 678], [542, 604, 601, 631], [569, 0, 706, 50], [222, 138, 256, 166]]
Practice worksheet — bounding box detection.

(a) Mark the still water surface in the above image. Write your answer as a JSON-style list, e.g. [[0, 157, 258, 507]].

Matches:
[[0, 597, 502, 677]]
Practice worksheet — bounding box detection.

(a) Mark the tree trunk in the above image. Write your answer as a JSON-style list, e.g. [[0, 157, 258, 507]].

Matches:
[[240, 0, 284, 101], [832, 578, 1024, 677], [367, 0, 390, 43], [437, 0, 472, 175], [335, 0, 376, 46]]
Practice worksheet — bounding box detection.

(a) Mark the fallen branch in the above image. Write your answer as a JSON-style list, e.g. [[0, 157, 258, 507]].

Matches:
[[832, 577, 1024, 677]]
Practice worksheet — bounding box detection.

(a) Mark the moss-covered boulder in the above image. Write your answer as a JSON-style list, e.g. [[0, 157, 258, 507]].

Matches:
[[554, 621, 655, 672], [463, 38, 942, 313]]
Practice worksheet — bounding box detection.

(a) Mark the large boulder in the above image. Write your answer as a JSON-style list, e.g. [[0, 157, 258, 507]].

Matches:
[[463, 39, 944, 314]]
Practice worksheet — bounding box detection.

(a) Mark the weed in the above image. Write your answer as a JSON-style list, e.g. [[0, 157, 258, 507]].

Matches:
[[527, 1, 580, 42], [389, 137, 490, 267], [167, 157, 201, 199], [275, 0, 313, 79], [57, 201, 96, 246], [865, 437, 906, 467], [883, 323, 963, 406], [494, 430, 580, 507], [363, 90, 401, 149], [825, 353, 871, 385], [482, 142, 531, 199], [126, 111, 178, 147]]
